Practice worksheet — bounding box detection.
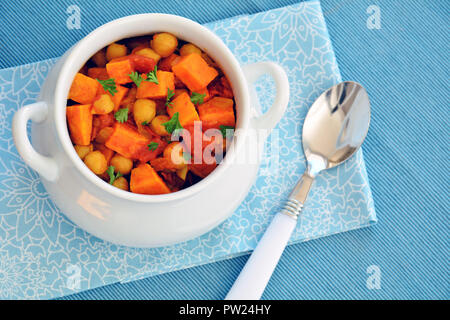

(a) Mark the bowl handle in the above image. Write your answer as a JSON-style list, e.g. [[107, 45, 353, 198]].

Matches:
[[12, 101, 59, 182], [242, 61, 289, 135]]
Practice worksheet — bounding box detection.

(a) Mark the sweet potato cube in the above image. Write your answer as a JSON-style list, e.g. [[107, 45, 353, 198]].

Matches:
[[68, 73, 100, 104], [111, 85, 129, 111], [106, 58, 133, 84], [167, 92, 200, 127], [130, 163, 171, 194], [136, 71, 175, 99], [197, 97, 235, 130], [105, 123, 163, 162], [105, 123, 148, 159], [87, 68, 109, 81], [172, 53, 218, 91], [66, 104, 93, 146]]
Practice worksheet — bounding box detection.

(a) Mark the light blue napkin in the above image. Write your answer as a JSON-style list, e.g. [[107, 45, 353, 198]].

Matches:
[[0, 1, 376, 299]]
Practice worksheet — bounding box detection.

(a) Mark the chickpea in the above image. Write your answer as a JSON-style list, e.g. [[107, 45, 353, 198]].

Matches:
[[174, 89, 188, 99], [74, 144, 93, 160], [110, 155, 133, 175], [150, 115, 170, 136], [95, 127, 114, 144], [112, 176, 129, 191], [93, 94, 114, 114], [163, 142, 187, 169], [84, 151, 107, 175], [133, 99, 156, 125], [179, 43, 202, 56], [151, 33, 178, 58], [106, 43, 127, 61], [134, 48, 161, 63], [92, 49, 107, 67]]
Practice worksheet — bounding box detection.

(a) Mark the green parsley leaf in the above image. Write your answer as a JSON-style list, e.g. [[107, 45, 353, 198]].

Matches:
[[97, 78, 118, 96], [145, 66, 159, 85], [165, 88, 175, 108], [162, 112, 183, 134], [190, 92, 206, 105], [148, 142, 159, 151], [142, 121, 149, 126], [128, 72, 143, 87], [106, 166, 122, 185], [114, 108, 128, 123], [219, 125, 234, 138]]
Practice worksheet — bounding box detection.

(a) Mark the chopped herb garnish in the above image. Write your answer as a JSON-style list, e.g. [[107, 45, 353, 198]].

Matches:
[[190, 92, 206, 105], [114, 108, 128, 123], [145, 66, 159, 85], [97, 78, 118, 96], [106, 166, 122, 185], [128, 72, 143, 87], [165, 88, 175, 108], [162, 112, 183, 134], [219, 125, 234, 138], [148, 142, 159, 151], [142, 121, 149, 126]]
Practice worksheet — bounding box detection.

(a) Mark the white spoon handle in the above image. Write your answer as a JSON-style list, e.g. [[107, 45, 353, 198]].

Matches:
[[225, 212, 297, 300], [226, 172, 314, 300]]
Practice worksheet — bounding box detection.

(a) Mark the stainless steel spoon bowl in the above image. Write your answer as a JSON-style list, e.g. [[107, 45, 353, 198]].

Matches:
[[226, 81, 371, 300]]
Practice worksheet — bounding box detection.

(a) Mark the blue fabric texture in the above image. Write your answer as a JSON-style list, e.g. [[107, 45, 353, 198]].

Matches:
[[0, 2, 377, 299], [0, 0, 448, 299]]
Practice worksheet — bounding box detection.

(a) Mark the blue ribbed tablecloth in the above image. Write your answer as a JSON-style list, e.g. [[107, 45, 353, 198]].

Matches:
[[0, 0, 447, 299]]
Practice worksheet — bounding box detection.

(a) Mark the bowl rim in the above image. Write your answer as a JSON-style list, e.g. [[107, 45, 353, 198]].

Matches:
[[53, 13, 250, 203]]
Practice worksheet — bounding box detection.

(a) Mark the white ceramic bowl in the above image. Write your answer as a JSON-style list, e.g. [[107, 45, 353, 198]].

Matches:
[[12, 14, 289, 247]]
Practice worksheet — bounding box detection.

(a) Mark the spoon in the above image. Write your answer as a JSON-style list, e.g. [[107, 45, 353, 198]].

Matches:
[[225, 81, 371, 300]]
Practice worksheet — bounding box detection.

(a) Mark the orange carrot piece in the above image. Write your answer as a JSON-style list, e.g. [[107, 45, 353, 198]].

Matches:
[[66, 104, 93, 145], [172, 53, 218, 91], [105, 123, 163, 162], [197, 97, 235, 130], [136, 70, 175, 99], [68, 73, 100, 104], [130, 163, 171, 194], [167, 92, 200, 127], [87, 68, 109, 81], [106, 58, 133, 84]]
